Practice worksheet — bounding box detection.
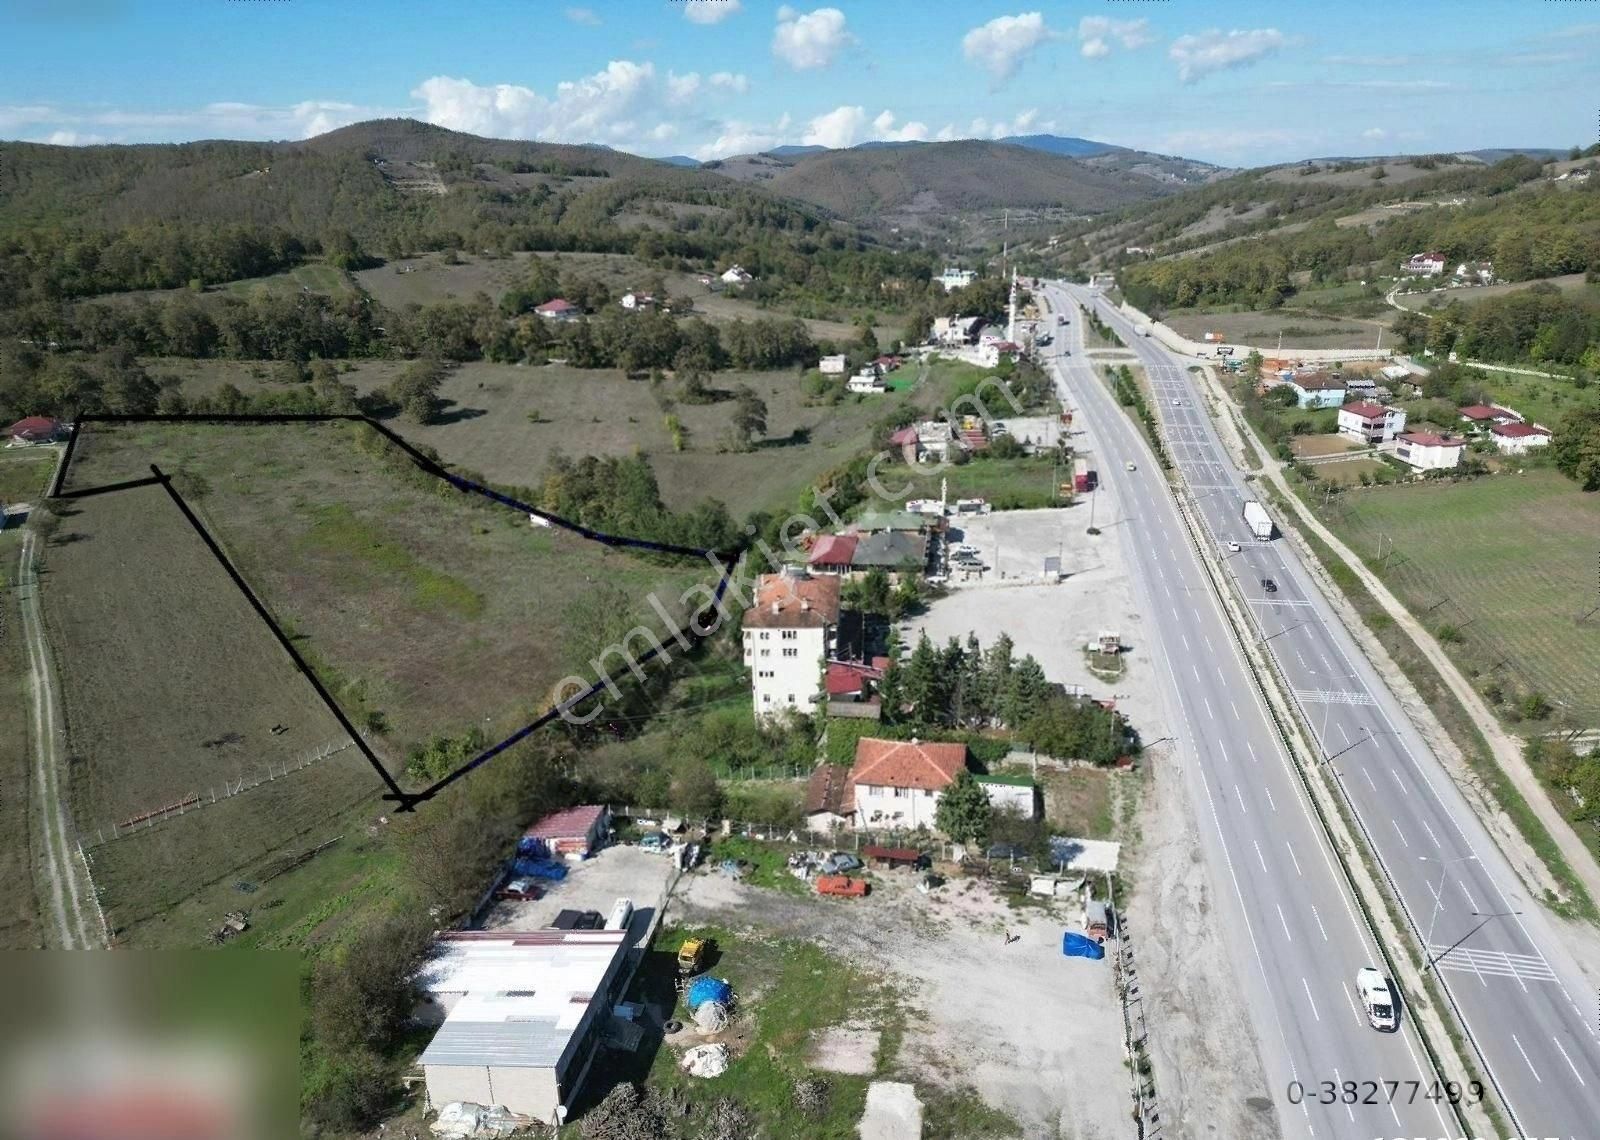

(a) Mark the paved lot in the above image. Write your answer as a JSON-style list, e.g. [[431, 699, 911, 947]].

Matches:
[[913, 507, 1164, 735], [482, 843, 677, 946]]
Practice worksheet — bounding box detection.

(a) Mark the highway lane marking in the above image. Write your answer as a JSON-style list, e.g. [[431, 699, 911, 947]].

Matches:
[[1426, 943, 1553, 985], [1276, 904, 1293, 941], [1390, 769, 1411, 797], [1510, 1032, 1542, 1082], [1458, 881, 1478, 912], [1263, 785, 1277, 811], [1285, 841, 1303, 877], [1192, 663, 1202, 684], [1310, 904, 1327, 941], [1229, 699, 1241, 721], [1389, 819, 1410, 848], [1246, 740, 1258, 764], [1551, 1036, 1586, 1085], [1300, 977, 1321, 1022], [1204, 634, 1216, 654], [1334, 722, 1350, 746], [1254, 840, 1268, 872], [1204, 695, 1214, 720], [1330, 1066, 1354, 1123], [1362, 768, 1379, 794], [1235, 784, 1247, 814], [1420, 819, 1441, 848], [1341, 981, 1363, 1026]]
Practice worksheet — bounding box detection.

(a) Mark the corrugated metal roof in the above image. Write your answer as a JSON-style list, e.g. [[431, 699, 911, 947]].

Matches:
[[419, 1014, 571, 1068]]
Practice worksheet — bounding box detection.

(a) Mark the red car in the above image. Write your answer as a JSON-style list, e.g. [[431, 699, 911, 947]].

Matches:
[[815, 875, 869, 897]]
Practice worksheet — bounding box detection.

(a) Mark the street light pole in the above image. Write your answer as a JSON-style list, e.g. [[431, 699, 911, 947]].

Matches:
[[1420, 854, 1479, 961]]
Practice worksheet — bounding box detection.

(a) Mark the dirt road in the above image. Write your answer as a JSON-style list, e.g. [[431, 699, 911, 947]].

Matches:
[[19, 529, 98, 949]]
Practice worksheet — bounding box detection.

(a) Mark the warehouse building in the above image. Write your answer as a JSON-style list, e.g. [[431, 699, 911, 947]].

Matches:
[[415, 929, 632, 1124]]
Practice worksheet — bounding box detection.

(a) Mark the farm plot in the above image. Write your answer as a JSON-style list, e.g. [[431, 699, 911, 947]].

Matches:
[[37, 483, 361, 837], [1290, 434, 1360, 459], [57, 421, 716, 776], [1318, 470, 1600, 718], [0, 453, 57, 503], [1164, 307, 1390, 350]]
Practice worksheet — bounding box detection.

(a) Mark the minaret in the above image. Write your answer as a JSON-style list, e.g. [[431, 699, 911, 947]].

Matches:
[[1007, 268, 1017, 344]]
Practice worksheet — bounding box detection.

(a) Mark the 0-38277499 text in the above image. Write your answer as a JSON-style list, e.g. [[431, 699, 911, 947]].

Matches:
[[1287, 1079, 1484, 1107]]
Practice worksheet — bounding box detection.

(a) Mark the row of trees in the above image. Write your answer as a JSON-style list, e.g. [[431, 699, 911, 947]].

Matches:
[[1391, 286, 1600, 370]]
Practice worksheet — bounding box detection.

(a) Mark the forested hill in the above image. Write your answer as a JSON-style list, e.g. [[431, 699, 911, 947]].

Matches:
[[0, 119, 863, 310]]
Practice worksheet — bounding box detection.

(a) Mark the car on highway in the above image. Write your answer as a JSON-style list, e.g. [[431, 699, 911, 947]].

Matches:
[[1261, 577, 1278, 593], [1226, 541, 1241, 553], [1170, 398, 1183, 407], [1356, 967, 1397, 1031], [1125, 461, 1136, 472]]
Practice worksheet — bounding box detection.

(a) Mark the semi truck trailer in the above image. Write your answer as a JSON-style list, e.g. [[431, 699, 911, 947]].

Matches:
[[1243, 500, 1273, 541]]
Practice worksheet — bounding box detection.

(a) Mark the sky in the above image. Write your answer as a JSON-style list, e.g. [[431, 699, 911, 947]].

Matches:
[[2, 0, 1597, 167]]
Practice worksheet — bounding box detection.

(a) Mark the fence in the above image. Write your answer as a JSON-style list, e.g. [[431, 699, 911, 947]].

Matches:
[[83, 739, 357, 848]]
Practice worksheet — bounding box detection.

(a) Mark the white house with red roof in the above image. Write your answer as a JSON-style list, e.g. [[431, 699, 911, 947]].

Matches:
[[8, 416, 65, 445], [1336, 401, 1407, 444], [1403, 252, 1447, 276], [1457, 404, 1521, 429], [1490, 421, 1552, 455], [1394, 431, 1465, 471], [741, 569, 842, 718], [845, 736, 971, 830], [534, 298, 581, 321]]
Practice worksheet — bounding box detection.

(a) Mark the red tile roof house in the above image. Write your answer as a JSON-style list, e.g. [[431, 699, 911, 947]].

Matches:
[[887, 425, 920, 463], [534, 298, 581, 321], [8, 416, 65, 445], [806, 533, 858, 576], [518, 804, 611, 859], [846, 737, 970, 831], [1490, 421, 1552, 455], [1336, 400, 1407, 444], [1457, 404, 1521, 429]]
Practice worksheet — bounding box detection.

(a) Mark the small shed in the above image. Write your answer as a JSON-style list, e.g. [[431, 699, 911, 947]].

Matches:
[[804, 764, 851, 834], [519, 804, 610, 859]]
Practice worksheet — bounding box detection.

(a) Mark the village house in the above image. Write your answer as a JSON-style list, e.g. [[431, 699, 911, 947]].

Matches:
[[806, 533, 857, 576], [8, 416, 65, 446], [720, 265, 754, 285], [1458, 404, 1522, 430], [847, 367, 887, 394], [848, 530, 929, 582], [1403, 251, 1447, 276], [931, 315, 985, 347], [1284, 371, 1347, 409], [534, 298, 581, 321], [619, 292, 657, 311], [913, 420, 956, 461], [1337, 400, 1407, 444], [804, 763, 853, 832], [819, 354, 848, 376], [741, 569, 841, 718], [1452, 261, 1494, 285], [1490, 421, 1552, 455], [846, 736, 971, 831], [1394, 431, 1465, 471], [887, 424, 921, 463]]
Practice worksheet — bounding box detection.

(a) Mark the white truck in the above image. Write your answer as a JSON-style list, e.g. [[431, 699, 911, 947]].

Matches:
[[1134, 324, 1150, 337], [1242, 500, 1273, 541], [1356, 967, 1396, 1031]]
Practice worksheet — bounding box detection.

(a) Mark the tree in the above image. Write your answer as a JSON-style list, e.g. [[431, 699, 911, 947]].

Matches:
[[902, 633, 946, 723], [1000, 654, 1050, 728], [389, 355, 447, 423], [935, 770, 992, 844], [730, 384, 768, 451], [670, 757, 725, 818], [1551, 404, 1600, 490]]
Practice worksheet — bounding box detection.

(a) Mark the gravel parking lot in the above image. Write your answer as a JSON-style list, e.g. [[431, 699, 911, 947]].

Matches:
[[914, 507, 1164, 734], [482, 843, 678, 945]]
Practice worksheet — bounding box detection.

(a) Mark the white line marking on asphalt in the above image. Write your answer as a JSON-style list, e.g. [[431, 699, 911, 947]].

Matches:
[[1331, 1066, 1353, 1122], [1421, 819, 1441, 848], [1552, 1036, 1586, 1085], [1264, 785, 1276, 812], [1204, 634, 1216, 654], [1276, 904, 1293, 941], [1510, 1033, 1542, 1082], [1285, 841, 1302, 877], [1204, 696, 1214, 720], [1181, 632, 1190, 653], [1363, 768, 1379, 794], [1230, 699, 1240, 721], [1458, 882, 1478, 912], [1301, 978, 1321, 1022], [1192, 663, 1201, 684], [1235, 784, 1247, 814], [1390, 818, 1410, 848], [1252, 840, 1269, 871], [1391, 769, 1411, 797], [1335, 722, 1349, 746], [1311, 905, 1328, 941], [1341, 981, 1362, 1025]]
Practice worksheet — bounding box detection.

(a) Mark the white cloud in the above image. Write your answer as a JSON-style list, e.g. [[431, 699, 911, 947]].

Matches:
[[666, 72, 702, 103], [565, 7, 601, 25], [709, 71, 751, 93], [0, 99, 380, 142], [1323, 53, 1411, 66], [773, 7, 852, 70], [42, 129, 108, 146], [799, 105, 928, 148], [1169, 28, 1286, 83], [1362, 127, 1387, 140], [665, 69, 749, 105], [413, 61, 659, 146], [683, 0, 741, 24], [962, 12, 1056, 83], [1077, 16, 1152, 60], [935, 108, 1053, 141], [692, 113, 793, 161]]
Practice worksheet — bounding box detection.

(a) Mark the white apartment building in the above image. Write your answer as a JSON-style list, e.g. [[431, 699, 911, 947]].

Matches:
[[1394, 431, 1465, 471], [937, 267, 976, 293], [742, 570, 841, 718], [1337, 400, 1407, 444]]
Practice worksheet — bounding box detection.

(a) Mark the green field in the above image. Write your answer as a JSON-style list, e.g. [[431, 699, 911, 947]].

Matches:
[[222, 261, 355, 297], [1317, 471, 1600, 720], [1473, 369, 1598, 432], [892, 454, 1068, 510], [0, 532, 41, 947], [0, 453, 56, 503]]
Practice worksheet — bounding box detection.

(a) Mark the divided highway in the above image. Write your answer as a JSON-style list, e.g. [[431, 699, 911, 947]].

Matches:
[[1045, 281, 1600, 1139]]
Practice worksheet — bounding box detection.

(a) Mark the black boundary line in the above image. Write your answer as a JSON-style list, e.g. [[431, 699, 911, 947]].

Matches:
[[147, 463, 413, 806], [54, 414, 747, 811]]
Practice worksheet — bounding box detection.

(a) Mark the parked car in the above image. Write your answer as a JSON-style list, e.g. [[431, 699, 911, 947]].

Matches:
[[1226, 541, 1241, 553], [638, 832, 671, 852], [495, 877, 543, 902], [1261, 577, 1278, 593], [551, 909, 605, 930], [821, 852, 862, 874]]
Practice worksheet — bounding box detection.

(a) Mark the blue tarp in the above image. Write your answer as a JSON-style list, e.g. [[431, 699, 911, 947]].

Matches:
[[516, 836, 550, 858], [511, 858, 568, 880], [1062, 932, 1106, 960], [686, 976, 733, 1012]]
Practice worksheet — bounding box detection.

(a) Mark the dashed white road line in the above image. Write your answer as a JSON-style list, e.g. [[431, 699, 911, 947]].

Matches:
[[1276, 904, 1293, 941], [1551, 1036, 1585, 1085], [1301, 977, 1321, 1022], [1264, 785, 1277, 812], [1391, 769, 1411, 797], [1253, 840, 1269, 872], [1204, 695, 1215, 720], [1310, 905, 1328, 941], [1246, 740, 1259, 764], [1390, 819, 1410, 848], [1510, 1033, 1542, 1082], [1341, 981, 1362, 1026], [1420, 820, 1441, 848], [1362, 768, 1379, 794], [1235, 784, 1247, 814], [1285, 841, 1303, 877], [1458, 882, 1478, 912]]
